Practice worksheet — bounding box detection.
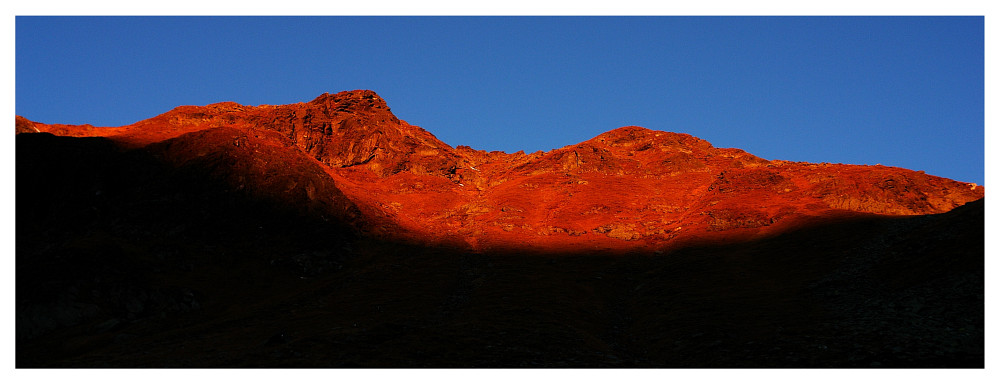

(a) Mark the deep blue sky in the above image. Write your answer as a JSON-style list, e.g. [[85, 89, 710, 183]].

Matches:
[[15, 16, 984, 184]]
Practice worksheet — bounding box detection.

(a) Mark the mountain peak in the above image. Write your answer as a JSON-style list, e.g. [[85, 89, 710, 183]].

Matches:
[[590, 126, 713, 152], [308, 90, 391, 113]]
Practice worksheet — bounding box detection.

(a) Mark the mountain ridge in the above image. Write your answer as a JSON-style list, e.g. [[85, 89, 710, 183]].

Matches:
[[15, 89, 984, 252]]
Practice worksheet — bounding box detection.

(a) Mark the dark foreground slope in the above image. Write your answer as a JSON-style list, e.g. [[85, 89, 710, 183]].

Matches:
[[16, 133, 983, 367]]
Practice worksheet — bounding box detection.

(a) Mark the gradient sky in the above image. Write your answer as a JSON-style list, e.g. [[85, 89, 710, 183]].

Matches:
[[15, 16, 984, 184]]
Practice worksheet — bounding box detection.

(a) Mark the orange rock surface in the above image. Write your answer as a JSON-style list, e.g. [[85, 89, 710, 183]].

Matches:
[[17, 90, 983, 253]]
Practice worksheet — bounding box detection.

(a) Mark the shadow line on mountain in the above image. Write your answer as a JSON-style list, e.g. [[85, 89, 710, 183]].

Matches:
[[16, 132, 984, 367]]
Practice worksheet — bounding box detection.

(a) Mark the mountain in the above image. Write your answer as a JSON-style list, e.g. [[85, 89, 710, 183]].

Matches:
[[16, 90, 983, 250], [15, 90, 984, 367]]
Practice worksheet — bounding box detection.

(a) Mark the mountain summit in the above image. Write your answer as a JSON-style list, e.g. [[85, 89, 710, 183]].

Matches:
[[16, 89, 983, 251]]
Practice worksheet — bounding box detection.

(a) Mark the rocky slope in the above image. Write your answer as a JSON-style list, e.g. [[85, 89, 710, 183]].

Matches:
[[15, 90, 984, 367]]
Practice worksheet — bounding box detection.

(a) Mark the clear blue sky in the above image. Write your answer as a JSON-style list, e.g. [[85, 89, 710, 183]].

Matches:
[[15, 16, 984, 184]]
